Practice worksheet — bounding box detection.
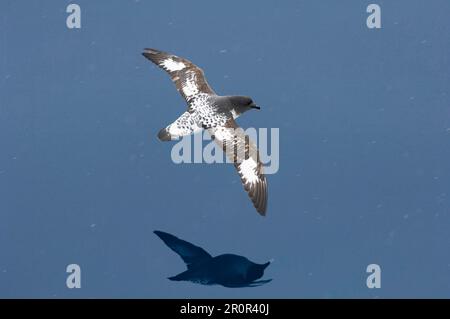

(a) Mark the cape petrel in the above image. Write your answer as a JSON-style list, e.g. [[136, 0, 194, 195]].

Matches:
[[142, 48, 268, 215], [154, 230, 272, 288]]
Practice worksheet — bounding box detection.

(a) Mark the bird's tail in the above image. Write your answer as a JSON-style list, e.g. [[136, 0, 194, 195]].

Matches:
[[157, 128, 172, 141], [168, 270, 190, 281], [168, 275, 182, 281]]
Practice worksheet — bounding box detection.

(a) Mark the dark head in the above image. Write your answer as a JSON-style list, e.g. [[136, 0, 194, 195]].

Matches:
[[229, 96, 260, 115], [246, 261, 270, 282]]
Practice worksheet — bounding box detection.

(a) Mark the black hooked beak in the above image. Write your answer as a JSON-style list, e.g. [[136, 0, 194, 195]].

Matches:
[[250, 103, 261, 110]]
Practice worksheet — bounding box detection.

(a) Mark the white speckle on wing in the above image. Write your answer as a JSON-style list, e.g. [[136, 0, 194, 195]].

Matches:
[[182, 73, 199, 97], [162, 58, 185, 71], [190, 93, 210, 110], [239, 158, 259, 184], [213, 127, 233, 142], [167, 111, 202, 138]]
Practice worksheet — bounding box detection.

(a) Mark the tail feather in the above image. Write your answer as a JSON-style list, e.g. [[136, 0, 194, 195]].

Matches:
[[168, 275, 182, 281], [168, 269, 190, 281], [157, 128, 172, 141]]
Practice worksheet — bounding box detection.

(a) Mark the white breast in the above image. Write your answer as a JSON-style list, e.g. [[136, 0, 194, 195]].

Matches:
[[230, 109, 239, 119]]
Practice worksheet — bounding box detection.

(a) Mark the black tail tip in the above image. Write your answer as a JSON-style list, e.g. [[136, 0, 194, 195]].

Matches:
[[158, 128, 172, 141]]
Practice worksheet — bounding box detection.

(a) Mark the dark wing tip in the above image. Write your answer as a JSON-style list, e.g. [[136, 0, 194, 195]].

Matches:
[[142, 48, 168, 62], [234, 155, 268, 216], [143, 48, 162, 55], [249, 177, 268, 216], [154, 230, 176, 242]]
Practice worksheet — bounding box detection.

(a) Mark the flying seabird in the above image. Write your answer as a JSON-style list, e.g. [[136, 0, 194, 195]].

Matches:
[[142, 48, 268, 215], [154, 230, 272, 288]]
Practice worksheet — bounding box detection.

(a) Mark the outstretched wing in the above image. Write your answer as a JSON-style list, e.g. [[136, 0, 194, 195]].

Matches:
[[142, 48, 216, 103], [154, 231, 212, 268], [208, 120, 268, 215]]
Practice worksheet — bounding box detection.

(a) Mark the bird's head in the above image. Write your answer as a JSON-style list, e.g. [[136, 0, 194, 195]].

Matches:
[[230, 96, 260, 115], [246, 261, 271, 282]]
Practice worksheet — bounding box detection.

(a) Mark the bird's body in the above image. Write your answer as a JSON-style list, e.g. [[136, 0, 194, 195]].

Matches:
[[154, 231, 272, 288], [142, 48, 268, 215], [158, 94, 232, 141]]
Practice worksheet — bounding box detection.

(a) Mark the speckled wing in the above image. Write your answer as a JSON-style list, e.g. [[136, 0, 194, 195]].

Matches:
[[208, 119, 268, 215], [142, 48, 216, 103]]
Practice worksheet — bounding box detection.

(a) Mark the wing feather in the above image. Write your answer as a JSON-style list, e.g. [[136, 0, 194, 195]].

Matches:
[[208, 120, 268, 215], [154, 231, 212, 268], [142, 48, 216, 102]]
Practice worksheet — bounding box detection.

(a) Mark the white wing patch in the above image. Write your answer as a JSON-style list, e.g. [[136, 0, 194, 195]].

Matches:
[[211, 126, 234, 141], [181, 72, 200, 98], [142, 48, 216, 102], [208, 122, 268, 215], [162, 58, 186, 71], [238, 158, 259, 184], [142, 48, 268, 215]]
